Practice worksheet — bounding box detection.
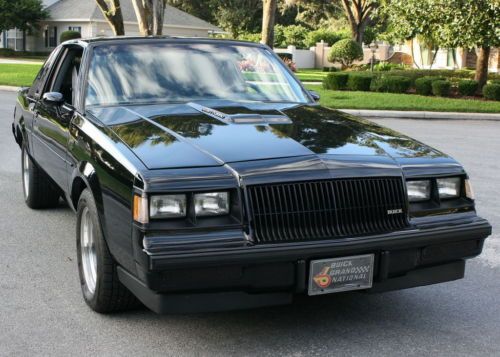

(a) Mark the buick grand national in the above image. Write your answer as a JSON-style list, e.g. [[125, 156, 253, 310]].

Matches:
[[12, 37, 491, 313]]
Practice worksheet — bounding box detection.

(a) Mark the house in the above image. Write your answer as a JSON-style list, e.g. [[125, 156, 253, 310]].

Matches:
[[0, 0, 222, 52]]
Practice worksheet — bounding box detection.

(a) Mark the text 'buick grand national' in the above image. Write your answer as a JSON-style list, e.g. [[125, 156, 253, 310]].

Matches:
[[12, 37, 491, 314]]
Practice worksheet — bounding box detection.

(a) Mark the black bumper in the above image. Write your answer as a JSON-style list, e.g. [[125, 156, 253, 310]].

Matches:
[[119, 217, 491, 314]]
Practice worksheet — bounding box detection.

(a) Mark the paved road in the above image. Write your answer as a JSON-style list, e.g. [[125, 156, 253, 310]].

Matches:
[[0, 90, 498, 356]]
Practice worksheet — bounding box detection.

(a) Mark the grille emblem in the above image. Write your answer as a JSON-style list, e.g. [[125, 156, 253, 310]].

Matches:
[[387, 209, 403, 215]]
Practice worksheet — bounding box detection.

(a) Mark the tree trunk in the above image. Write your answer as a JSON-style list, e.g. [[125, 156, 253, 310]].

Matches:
[[153, 0, 166, 35], [261, 0, 277, 47], [95, 0, 125, 36], [475, 46, 490, 90], [132, 0, 166, 36]]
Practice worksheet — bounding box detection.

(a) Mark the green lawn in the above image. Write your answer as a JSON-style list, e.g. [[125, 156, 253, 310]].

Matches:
[[295, 69, 328, 82], [0, 63, 41, 87], [306, 85, 500, 113]]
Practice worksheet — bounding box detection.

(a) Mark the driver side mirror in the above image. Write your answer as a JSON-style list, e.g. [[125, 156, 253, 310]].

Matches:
[[309, 90, 320, 102], [42, 92, 64, 106]]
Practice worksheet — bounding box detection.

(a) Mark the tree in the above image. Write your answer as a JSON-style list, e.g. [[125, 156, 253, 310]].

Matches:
[[0, 0, 48, 34], [131, 0, 168, 36], [340, 0, 379, 45], [382, 0, 442, 68], [438, 0, 500, 89], [95, 0, 125, 36], [384, 0, 500, 89], [209, 0, 261, 38], [261, 0, 278, 47]]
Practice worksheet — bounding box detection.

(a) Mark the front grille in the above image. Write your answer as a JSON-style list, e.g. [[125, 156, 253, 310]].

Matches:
[[247, 177, 409, 244]]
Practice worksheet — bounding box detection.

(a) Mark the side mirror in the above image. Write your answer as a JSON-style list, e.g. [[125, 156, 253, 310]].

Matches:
[[42, 92, 64, 106], [309, 90, 320, 102]]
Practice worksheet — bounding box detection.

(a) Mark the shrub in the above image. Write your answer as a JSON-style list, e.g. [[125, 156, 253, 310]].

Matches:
[[432, 80, 452, 97], [323, 73, 349, 90], [274, 24, 309, 48], [238, 32, 261, 43], [305, 29, 349, 47], [60, 30, 81, 43], [483, 84, 500, 101], [0, 48, 16, 57], [347, 74, 373, 91], [327, 39, 364, 68], [458, 80, 479, 96], [371, 75, 412, 93], [488, 79, 500, 85], [415, 76, 446, 95], [373, 61, 393, 71]]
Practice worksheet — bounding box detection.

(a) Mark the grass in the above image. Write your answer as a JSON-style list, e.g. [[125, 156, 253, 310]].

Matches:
[[295, 69, 329, 82], [0, 63, 41, 87], [306, 85, 500, 113]]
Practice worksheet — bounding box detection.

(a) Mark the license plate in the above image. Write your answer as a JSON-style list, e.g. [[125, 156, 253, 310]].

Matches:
[[308, 254, 374, 296]]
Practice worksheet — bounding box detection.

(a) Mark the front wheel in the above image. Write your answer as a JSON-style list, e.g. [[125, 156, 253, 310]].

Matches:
[[21, 144, 60, 209], [76, 189, 138, 313]]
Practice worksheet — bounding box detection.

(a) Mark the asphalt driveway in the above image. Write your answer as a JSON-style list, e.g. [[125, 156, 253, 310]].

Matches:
[[0, 90, 498, 356]]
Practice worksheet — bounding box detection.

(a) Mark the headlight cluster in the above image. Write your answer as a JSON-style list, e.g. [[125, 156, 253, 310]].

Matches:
[[406, 177, 471, 203], [134, 192, 230, 223]]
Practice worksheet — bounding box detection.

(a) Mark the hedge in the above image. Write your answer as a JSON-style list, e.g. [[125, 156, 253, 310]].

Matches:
[[347, 74, 373, 91], [60, 30, 81, 43], [458, 80, 479, 96], [415, 76, 446, 96], [483, 84, 500, 101], [323, 73, 349, 90], [371, 75, 412, 93], [432, 80, 452, 97]]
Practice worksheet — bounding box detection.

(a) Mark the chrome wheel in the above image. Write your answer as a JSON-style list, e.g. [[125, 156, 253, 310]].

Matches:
[[80, 207, 97, 295], [23, 149, 30, 198]]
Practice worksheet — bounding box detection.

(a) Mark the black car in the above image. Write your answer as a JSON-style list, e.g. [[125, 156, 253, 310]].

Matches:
[[12, 37, 491, 314]]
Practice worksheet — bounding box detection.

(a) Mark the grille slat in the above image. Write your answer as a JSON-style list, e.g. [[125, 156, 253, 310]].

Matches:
[[247, 177, 409, 244]]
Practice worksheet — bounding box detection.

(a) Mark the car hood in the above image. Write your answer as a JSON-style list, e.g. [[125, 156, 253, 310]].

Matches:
[[88, 102, 447, 170]]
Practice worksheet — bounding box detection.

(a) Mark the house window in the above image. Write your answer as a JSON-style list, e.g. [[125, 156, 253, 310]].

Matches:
[[68, 26, 81, 33], [45, 26, 58, 48], [6, 29, 24, 51]]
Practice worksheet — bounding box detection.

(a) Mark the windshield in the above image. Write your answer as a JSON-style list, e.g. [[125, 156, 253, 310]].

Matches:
[[85, 42, 310, 107]]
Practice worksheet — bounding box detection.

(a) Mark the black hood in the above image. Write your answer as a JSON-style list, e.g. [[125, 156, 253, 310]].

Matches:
[[88, 102, 448, 170]]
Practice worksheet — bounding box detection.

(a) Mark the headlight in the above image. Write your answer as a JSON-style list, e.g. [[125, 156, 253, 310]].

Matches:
[[195, 192, 229, 216], [150, 194, 186, 219], [437, 177, 461, 199], [406, 180, 431, 202]]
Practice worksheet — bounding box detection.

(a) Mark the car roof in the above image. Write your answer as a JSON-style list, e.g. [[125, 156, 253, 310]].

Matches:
[[63, 36, 266, 48]]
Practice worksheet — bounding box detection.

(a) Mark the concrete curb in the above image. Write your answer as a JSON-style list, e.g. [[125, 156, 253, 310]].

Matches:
[[0, 85, 20, 92], [340, 109, 500, 121]]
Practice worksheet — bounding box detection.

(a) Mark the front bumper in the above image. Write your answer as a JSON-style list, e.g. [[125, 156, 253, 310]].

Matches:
[[120, 216, 491, 313]]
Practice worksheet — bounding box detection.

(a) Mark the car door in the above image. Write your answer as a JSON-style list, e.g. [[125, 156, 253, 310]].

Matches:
[[24, 47, 62, 155], [32, 46, 83, 192]]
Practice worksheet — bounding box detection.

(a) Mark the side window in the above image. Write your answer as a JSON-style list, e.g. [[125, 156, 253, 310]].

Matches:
[[46, 47, 84, 106], [27, 47, 62, 99]]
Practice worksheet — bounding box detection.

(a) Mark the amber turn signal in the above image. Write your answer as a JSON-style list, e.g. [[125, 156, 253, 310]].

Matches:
[[133, 194, 149, 224]]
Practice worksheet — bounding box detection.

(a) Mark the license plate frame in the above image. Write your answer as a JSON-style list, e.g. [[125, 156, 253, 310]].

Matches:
[[308, 254, 375, 296]]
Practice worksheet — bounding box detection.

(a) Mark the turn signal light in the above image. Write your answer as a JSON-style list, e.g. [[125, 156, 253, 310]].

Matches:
[[133, 194, 149, 224]]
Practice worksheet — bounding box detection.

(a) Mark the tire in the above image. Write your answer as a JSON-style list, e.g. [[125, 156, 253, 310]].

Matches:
[[76, 189, 138, 313], [21, 144, 60, 209]]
